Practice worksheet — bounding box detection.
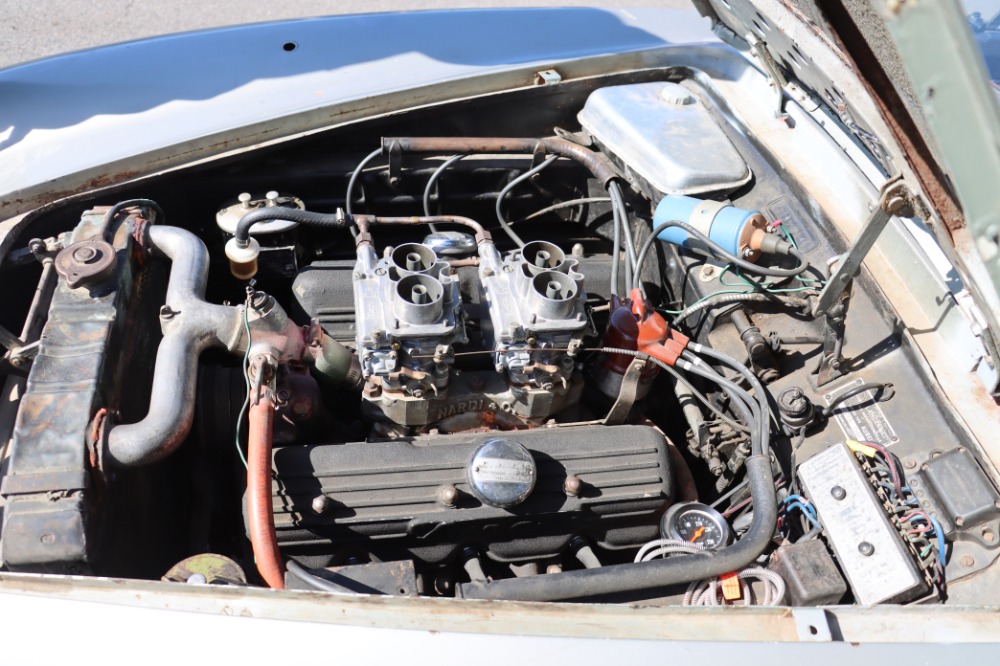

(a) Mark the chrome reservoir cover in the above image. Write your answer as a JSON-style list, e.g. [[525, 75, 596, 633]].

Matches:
[[578, 81, 752, 198]]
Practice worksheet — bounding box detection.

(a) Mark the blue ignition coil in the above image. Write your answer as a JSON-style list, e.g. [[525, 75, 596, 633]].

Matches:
[[654, 195, 787, 262]]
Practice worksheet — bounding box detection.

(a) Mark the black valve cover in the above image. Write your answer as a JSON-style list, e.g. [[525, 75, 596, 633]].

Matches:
[[268, 425, 673, 565]]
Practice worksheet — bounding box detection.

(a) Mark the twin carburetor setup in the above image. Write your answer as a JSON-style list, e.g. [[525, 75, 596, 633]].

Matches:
[[353, 232, 588, 429]]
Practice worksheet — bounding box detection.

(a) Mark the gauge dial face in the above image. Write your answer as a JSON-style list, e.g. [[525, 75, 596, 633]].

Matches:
[[662, 503, 731, 550]]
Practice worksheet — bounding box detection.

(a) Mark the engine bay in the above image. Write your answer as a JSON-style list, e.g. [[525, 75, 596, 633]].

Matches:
[[0, 68, 996, 607]]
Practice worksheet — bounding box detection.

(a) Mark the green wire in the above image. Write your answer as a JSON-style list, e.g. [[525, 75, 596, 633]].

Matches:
[[234, 303, 251, 469], [664, 226, 824, 319], [775, 221, 799, 249]]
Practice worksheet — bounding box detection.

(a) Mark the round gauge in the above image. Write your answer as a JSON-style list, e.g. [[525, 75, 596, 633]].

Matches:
[[660, 502, 731, 550]]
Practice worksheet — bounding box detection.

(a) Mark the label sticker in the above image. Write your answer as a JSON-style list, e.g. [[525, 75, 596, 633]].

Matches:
[[823, 378, 899, 445], [472, 458, 534, 484]]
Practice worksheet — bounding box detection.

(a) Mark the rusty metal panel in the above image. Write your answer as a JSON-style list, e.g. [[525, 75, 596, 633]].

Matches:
[[0, 209, 136, 568]]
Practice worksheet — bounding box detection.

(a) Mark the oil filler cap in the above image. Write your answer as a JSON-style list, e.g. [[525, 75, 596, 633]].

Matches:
[[468, 438, 537, 508]]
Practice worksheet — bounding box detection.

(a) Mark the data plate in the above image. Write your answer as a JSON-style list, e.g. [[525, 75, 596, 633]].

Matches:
[[823, 378, 900, 445], [798, 443, 925, 605]]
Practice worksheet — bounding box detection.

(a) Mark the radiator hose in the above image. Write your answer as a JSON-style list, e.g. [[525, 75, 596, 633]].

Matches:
[[247, 392, 285, 589]]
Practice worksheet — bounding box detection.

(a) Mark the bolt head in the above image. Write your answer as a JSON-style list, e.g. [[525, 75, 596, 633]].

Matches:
[[960, 555, 976, 568], [858, 541, 875, 557], [564, 475, 582, 497], [831, 485, 847, 501], [885, 195, 906, 215], [436, 484, 459, 508], [311, 495, 330, 514]]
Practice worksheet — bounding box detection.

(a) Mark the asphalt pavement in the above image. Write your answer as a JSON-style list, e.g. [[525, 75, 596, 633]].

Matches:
[[0, 1, 687, 69]]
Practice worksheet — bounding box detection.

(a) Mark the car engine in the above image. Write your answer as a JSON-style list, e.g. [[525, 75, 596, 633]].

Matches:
[[0, 72, 994, 607]]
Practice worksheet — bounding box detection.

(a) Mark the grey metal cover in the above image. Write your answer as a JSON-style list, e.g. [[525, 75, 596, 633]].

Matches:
[[578, 81, 752, 197], [798, 442, 924, 606]]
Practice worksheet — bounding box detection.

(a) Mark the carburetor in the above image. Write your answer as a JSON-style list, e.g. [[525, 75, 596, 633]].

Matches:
[[352, 235, 588, 431], [352, 241, 466, 398], [478, 240, 588, 389]]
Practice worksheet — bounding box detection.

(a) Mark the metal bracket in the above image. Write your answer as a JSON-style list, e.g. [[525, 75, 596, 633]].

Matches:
[[814, 290, 849, 386], [792, 608, 833, 642], [386, 139, 403, 187], [814, 177, 913, 318], [746, 35, 789, 120], [603, 358, 646, 425], [811, 178, 914, 386], [533, 68, 562, 86], [529, 141, 548, 170]]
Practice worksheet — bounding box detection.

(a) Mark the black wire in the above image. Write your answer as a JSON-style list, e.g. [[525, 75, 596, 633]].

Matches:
[[821, 382, 893, 417], [495, 155, 559, 247], [104, 198, 165, 239], [513, 197, 612, 224], [680, 359, 763, 457], [346, 147, 383, 216], [345, 147, 383, 238], [634, 219, 809, 295], [423, 153, 469, 231], [610, 188, 622, 299], [285, 560, 356, 594], [710, 478, 750, 509], [598, 347, 749, 432], [693, 345, 772, 435], [609, 182, 637, 293], [610, 184, 631, 294], [684, 345, 772, 461]]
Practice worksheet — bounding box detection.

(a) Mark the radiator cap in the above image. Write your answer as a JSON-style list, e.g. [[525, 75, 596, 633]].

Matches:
[[468, 438, 537, 508]]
